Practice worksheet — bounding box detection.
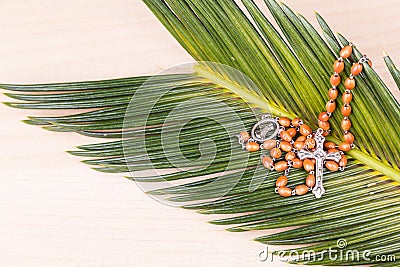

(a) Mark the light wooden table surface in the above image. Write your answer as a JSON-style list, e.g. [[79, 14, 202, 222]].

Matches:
[[0, 1, 399, 266]]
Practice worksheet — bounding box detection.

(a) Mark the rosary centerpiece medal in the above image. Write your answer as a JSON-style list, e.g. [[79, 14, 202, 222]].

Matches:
[[238, 43, 371, 199]]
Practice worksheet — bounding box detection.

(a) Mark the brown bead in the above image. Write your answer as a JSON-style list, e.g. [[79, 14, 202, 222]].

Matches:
[[246, 142, 260, 152], [328, 148, 340, 153], [368, 60, 373, 67], [300, 124, 312, 136], [341, 118, 352, 131], [311, 158, 316, 165], [263, 140, 277, 150], [318, 120, 330, 131], [275, 161, 289, 172], [293, 141, 305, 150], [305, 138, 316, 149], [341, 104, 352, 116], [339, 142, 352, 152], [333, 60, 345, 73], [325, 161, 339, 172], [318, 112, 330, 122], [344, 132, 355, 144], [345, 77, 356, 90], [276, 176, 288, 188], [280, 131, 293, 142], [295, 184, 309, 196], [280, 141, 293, 152], [278, 187, 293, 197], [351, 63, 363, 76], [270, 147, 282, 159], [296, 136, 307, 142], [278, 117, 291, 127], [330, 74, 341, 87], [328, 88, 339, 100], [303, 159, 315, 172], [287, 127, 297, 137], [342, 91, 353, 103], [326, 100, 336, 113], [240, 131, 250, 142], [292, 158, 303, 169], [324, 142, 336, 150], [306, 174, 316, 187], [285, 151, 296, 161], [340, 45, 353, 59], [262, 156, 274, 169], [339, 155, 348, 167], [322, 131, 330, 137], [291, 118, 302, 127]]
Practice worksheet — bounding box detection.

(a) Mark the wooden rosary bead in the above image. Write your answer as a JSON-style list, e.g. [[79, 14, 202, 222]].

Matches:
[[339, 155, 348, 167], [325, 161, 339, 172], [262, 156, 274, 169], [278, 187, 293, 197], [275, 161, 289, 172], [295, 184, 309, 196], [292, 158, 303, 168], [341, 118, 352, 131], [344, 132, 355, 144], [341, 104, 352, 116], [263, 139, 277, 150], [339, 142, 352, 152], [345, 77, 356, 90], [328, 148, 340, 153], [278, 117, 291, 127], [291, 118, 302, 127], [240, 131, 250, 142], [318, 120, 330, 131], [305, 138, 316, 149], [318, 112, 330, 122], [340, 45, 353, 59], [299, 124, 312, 136], [326, 100, 336, 113], [351, 63, 363, 76], [324, 142, 336, 150], [306, 174, 316, 187], [322, 131, 330, 137], [280, 131, 293, 142], [246, 142, 260, 152], [330, 74, 341, 87], [293, 141, 305, 150], [328, 88, 339, 100], [296, 136, 307, 142], [285, 151, 296, 161], [270, 148, 282, 159], [280, 141, 293, 152], [287, 127, 297, 137], [303, 159, 315, 172], [276, 176, 288, 187], [368, 59, 373, 67], [333, 59, 345, 73], [342, 91, 353, 103]]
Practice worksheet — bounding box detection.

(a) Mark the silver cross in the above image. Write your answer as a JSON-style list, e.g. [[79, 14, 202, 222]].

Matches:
[[297, 128, 342, 199]]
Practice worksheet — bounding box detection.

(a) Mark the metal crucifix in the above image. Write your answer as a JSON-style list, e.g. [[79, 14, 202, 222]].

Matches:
[[297, 128, 342, 199]]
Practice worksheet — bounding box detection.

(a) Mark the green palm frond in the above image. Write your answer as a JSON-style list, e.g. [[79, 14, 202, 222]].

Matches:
[[2, 0, 400, 265]]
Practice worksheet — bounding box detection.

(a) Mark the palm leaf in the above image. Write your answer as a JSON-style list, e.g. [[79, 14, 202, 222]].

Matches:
[[2, 0, 400, 265]]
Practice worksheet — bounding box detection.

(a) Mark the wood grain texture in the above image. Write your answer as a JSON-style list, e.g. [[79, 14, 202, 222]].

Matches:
[[0, 1, 399, 266]]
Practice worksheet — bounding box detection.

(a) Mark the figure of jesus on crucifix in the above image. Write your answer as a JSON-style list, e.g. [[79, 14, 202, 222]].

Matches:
[[298, 128, 343, 199]]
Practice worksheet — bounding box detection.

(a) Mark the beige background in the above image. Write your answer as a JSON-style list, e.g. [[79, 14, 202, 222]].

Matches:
[[0, 0, 399, 266]]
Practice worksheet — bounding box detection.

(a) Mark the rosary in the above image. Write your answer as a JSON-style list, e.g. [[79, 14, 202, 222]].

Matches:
[[238, 43, 372, 199]]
